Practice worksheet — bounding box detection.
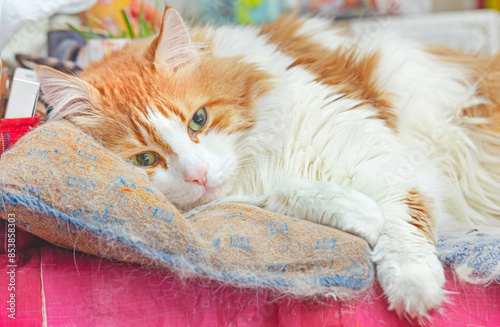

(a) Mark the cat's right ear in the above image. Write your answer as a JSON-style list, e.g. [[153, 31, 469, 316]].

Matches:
[[151, 7, 198, 71], [36, 66, 100, 121]]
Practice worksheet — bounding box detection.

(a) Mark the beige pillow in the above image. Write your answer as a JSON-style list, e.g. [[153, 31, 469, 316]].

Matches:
[[0, 121, 372, 297]]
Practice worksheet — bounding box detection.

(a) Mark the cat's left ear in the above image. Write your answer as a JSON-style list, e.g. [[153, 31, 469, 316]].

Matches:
[[153, 7, 198, 71]]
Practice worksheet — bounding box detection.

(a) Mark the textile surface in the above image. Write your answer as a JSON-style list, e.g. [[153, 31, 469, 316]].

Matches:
[[438, 229, 500, 283], [0, 116, 40, 153]]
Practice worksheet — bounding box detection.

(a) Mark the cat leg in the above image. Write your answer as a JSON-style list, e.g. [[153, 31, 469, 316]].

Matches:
[[264, 177, 384, 247], [372, 189, 445, 320], [265, 178, 445, 319]]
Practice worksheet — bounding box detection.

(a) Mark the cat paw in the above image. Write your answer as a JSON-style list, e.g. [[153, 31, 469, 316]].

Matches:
[[266, 178, 385, 248], [330, 187, 384, 248], [374, 237, 446, 320]]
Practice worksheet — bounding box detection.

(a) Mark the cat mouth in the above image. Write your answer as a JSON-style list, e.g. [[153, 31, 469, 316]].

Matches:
[[199, 182, 226, 204], [201, 186, 217, 201]]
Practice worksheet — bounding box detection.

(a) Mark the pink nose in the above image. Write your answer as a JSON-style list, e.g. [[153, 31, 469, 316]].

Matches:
[[184, 169, 207, 187]]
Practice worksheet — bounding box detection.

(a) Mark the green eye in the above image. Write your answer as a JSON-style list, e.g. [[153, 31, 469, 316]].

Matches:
[[188, 107, 208, 133], [130, 152, 158, 167]]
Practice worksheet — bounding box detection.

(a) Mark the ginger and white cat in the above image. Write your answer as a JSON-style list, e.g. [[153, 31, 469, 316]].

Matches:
[[36, 7, 500, 320]]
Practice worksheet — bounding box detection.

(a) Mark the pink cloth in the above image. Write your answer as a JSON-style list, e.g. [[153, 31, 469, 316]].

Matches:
[[1, 245, 500, 326], [0, 248, 43, 326]]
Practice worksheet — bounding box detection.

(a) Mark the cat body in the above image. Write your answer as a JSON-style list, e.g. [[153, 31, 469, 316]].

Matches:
[[37, 8, 500, 320]]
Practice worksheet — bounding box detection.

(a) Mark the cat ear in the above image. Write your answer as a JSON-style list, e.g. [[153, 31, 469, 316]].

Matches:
[[36, 66, 99, 120], [153, 7, 198, 71]]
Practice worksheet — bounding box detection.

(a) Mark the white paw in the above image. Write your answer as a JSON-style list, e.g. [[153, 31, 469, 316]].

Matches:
[[266, 178, 385, 248], [374, 236, 446, 320], [328, 187, 384, 248]]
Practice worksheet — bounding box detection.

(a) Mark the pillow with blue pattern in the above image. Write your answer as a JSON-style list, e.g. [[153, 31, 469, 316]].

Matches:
[[0, 120, 372, 296]]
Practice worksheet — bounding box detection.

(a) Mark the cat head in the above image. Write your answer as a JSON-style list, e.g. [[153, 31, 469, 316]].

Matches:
[[36, 8, 271, 211]]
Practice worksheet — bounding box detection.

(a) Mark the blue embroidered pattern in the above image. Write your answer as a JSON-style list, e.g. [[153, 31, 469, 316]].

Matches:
[[438, 231, 500, 281]]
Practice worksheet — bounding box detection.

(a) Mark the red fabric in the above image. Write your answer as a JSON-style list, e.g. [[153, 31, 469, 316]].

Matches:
[[0, 116, 45, 257], [0, 116, 40, 153], [1, 245, 499, 326]]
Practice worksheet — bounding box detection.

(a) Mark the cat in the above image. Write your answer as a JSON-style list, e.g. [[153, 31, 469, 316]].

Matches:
[[36, 7, 500, 320]]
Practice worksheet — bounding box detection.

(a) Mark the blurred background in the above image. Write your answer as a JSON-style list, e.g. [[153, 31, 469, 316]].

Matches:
[[1, 0, 500, 118]]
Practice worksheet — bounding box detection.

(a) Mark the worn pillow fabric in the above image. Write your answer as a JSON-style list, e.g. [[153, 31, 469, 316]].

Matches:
[[0, 121, 372, 297], [438, 229, 500, 284]]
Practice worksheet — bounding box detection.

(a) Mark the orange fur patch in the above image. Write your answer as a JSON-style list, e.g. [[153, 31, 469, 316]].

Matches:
[[428, 46, 500, 133], [75, 36, 272, 163], [260, 14, 397, 130], [405, 188, 435, 244]]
